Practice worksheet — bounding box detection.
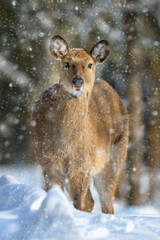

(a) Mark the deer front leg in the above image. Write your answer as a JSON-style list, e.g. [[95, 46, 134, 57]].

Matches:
[[41, 160, 65, 191], [83, 188, 94, 212], [69, 170, 94, 212]]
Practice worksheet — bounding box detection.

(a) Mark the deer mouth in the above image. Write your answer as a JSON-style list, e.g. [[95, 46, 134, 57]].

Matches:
[[75, 87, 81, 91], [70, 86, 84, 98]]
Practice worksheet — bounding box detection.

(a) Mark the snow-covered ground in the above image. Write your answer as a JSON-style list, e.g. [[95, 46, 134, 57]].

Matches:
[[0, 165, 160, 240]]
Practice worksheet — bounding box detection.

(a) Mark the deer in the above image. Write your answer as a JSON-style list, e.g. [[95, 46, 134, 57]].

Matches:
[[31, 35, 129, 214]]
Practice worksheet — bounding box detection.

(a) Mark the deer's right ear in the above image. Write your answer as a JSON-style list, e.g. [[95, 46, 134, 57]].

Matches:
[[50, 35, 69, 60]]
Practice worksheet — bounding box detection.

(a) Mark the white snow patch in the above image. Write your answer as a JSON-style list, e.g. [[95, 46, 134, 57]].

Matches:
[[30, 195, 45, 211], [126, 221, 134, 232], [0, 172, 160, 240]]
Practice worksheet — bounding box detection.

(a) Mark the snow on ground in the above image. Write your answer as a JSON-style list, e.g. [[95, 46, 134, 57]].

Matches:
[[0, 164, 44, 188], [0, 165, 160, 240]]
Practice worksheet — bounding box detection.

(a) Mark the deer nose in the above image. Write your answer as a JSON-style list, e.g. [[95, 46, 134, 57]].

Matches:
[[72, 78, 84, 88]]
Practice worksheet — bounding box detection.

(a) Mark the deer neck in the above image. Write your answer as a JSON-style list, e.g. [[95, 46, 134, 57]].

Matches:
[[56, 85, 89, 138]]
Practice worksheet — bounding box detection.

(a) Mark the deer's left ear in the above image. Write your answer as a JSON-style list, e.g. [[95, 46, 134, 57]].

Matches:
[[90, 40, 110, 63]]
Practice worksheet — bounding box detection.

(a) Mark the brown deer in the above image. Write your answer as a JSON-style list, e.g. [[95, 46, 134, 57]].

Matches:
[[31, 35, 129, 214]]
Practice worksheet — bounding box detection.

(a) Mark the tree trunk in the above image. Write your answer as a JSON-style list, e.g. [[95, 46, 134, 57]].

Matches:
[[148, 52, 160, 200], [123, 0, 144, 205]]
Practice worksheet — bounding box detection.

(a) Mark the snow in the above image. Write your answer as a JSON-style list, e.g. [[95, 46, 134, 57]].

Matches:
[[0, 173, 160, 240]]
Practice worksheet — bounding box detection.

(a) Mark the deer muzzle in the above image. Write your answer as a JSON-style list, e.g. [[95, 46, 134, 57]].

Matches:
[[72, 78, 84, 91]]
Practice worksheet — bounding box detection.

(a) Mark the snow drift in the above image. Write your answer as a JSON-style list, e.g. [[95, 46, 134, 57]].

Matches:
[[0, 175, 159, 240]]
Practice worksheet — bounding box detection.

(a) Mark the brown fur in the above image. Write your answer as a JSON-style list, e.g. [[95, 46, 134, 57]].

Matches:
[[31, 36, 129, 214]]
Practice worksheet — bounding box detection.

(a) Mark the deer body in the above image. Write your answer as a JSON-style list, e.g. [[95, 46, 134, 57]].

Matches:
[[32, 36, 129, 214]]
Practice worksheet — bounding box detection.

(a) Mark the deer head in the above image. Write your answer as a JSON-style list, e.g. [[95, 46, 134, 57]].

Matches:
[[50, 35, 110, 98]]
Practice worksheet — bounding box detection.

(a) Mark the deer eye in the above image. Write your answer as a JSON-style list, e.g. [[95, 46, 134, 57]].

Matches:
[[65, 62, 70, 68], [88, 63, 93, 69]]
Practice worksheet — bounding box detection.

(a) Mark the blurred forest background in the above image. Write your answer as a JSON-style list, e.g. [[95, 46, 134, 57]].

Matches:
[[0, 0, 160, 207]]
